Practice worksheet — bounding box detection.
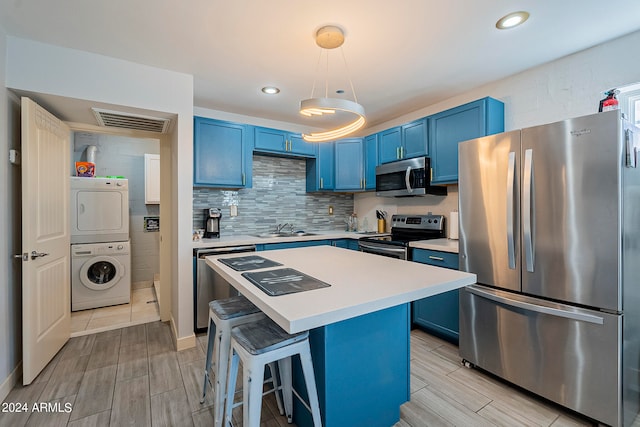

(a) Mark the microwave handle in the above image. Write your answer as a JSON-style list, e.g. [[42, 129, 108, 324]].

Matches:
[[405, 166, 414, 194]]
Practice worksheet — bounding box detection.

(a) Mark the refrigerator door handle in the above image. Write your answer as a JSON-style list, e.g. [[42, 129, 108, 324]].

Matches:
[[466, 285, 604, 325], [506, 151, 516, 269], [523, 148, 535, 272]]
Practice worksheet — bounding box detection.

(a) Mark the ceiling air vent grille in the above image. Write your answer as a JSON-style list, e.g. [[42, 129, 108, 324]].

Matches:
[[91, 108, 171, 133]]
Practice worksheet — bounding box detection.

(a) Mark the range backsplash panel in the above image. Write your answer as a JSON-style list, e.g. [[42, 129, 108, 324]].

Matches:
[[193, 155, 354, 235]]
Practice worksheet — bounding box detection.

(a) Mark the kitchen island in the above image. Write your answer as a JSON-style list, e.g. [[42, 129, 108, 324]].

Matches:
[[206, 245, 476, 427]]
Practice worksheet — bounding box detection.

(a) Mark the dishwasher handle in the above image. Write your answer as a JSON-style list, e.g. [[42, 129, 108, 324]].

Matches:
[[196, 245, 256, 259]]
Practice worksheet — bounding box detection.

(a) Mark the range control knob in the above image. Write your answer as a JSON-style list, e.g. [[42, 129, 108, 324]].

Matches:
[[117, 244, 124, 250]]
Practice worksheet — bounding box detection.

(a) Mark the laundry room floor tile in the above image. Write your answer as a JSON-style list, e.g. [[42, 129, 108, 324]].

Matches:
[[91, 303, 132, 319], [71, 288, 160, 337]]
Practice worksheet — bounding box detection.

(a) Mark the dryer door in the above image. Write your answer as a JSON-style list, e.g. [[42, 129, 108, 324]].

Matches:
[[79, 255, 125, 291]]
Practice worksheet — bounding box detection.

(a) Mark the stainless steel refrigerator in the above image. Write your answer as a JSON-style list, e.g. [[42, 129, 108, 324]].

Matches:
[[458, 110, 640, 427]]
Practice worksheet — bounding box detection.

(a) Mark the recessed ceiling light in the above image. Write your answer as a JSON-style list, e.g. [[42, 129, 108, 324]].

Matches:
[[496, 11, 529, 29], [261, 86, 280, 95]]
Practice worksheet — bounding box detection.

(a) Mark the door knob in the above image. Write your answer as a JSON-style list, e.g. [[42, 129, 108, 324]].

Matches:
[[14, 253, 27, 261], [30, 251, 49, 260]]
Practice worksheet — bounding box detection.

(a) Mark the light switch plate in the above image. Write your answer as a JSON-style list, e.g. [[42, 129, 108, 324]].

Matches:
[[230, 205, 238, 217]]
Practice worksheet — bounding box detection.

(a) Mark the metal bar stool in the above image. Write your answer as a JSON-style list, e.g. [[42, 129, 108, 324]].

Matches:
[[225, 317, 322, 427], [200, 295, 284, 427]]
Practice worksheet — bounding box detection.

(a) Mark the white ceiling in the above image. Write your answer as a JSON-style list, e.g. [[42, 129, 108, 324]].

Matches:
[[1, 1, 640, 131]]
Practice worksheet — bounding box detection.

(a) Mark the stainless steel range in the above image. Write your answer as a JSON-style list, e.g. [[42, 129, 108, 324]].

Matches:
[[358, 214, 445, 260]]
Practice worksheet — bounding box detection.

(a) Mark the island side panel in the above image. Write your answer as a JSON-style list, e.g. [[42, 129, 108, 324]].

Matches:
[[293, 303, 411, 427]]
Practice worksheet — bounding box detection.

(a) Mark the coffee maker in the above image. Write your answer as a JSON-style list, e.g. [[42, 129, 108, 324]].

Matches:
[[203, 208, 222, 238]]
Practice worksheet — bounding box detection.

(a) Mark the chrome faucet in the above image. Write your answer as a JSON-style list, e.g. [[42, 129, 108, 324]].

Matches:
[[274, 223, 294, 233]]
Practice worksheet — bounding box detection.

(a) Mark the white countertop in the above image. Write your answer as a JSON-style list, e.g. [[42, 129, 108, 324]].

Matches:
[[205, 245, 475, 333], [192, 230, 387, 249], [409, 238, 459, 253]]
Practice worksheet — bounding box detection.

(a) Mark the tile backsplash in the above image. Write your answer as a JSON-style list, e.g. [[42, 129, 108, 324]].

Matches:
[[193, 155, 355, 235]]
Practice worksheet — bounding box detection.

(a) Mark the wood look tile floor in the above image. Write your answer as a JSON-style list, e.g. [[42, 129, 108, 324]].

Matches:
[[0, 323, 620, 426]]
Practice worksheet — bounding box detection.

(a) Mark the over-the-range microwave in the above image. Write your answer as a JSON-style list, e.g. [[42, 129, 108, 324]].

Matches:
[[375, 157, 447, 197]]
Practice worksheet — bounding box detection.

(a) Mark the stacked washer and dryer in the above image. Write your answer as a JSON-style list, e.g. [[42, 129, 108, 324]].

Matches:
[[70, 177, 131, 311]]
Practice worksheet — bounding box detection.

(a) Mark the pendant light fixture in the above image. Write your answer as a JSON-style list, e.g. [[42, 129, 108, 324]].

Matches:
[[300, 25, 366, 143]]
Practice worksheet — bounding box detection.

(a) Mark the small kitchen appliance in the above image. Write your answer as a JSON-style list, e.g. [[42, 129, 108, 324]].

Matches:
[[204, 208, 222, 238], [359, 213, 445, 260]]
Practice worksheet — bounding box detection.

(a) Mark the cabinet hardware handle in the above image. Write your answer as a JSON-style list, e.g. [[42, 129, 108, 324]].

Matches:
[[396, 147, 400, 159], [430, 167, 433, 181], [400, 146, 404, 159], [428, 256, 444, 261], [320, 177, 323, 189], [242, 173, 245, 186]]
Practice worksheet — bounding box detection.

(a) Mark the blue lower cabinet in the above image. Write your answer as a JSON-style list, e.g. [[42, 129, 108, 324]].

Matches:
[[256, 240, 331, 251], [292, 304, 410, 427], [411, 248, 460, 344], [330, 239, 359, 250]]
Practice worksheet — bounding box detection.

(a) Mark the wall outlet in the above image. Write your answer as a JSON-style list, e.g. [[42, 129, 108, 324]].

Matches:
[[328, 205, 334, 215], [230, 205, 238, 217]]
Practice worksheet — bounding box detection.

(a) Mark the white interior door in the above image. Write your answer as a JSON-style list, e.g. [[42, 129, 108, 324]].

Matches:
[[21, 97, 71, 385]]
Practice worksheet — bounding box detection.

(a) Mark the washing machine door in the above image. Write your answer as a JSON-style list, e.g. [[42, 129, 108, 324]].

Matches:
[[79, 256, 125, 291]]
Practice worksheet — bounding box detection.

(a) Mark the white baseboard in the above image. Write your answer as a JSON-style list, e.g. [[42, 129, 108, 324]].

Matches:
[[170, 314, 196, 351], [0, 361, 22, 402]]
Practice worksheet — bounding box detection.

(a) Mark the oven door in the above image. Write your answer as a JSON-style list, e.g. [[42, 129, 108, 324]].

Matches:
[[359, 240, 408, 260]]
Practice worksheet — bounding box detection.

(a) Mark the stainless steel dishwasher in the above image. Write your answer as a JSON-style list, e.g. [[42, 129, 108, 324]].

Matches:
[[194, 244, 256, 331]]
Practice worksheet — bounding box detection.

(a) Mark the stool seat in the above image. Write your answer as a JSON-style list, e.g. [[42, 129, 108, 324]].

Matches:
[[232, 318, 308, 355], [226, 318, 322, 426], [209, 294, 260, 320]]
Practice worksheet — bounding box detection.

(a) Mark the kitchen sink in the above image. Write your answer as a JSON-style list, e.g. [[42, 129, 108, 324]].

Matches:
[[252, 232, 317, 238]]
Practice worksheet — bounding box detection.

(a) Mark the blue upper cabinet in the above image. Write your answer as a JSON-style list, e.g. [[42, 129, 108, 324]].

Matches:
[[428, 97, 504, 184], [363, 134, 378, 190], [334, 138, 364, 191], [193, 117, 252, 188], [379, 127, 402, 163], [288, 133, 317, 157], [254, 127, 316, 157], [378, 118, 428, 164], [306, 142, 335, 192], [402, 118, 428, 159]]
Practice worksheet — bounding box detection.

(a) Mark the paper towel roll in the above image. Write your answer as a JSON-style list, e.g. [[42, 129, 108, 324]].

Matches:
[[449, 211, 459, 240]]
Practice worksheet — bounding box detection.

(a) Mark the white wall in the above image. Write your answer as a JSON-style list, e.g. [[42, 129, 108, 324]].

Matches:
[[4, 37, 196, 367], [0, 25, 23, 401], [355, 29, 640, 228]]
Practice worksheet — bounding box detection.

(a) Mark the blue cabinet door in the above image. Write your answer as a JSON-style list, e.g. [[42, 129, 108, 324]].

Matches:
[[401, 118, 428, 159], [306, 143, 335, 192], [289, 133, 317, 157], [411, 248, 460, 344], [379, 127, 402, 164], [330, 239, 359, 250], [193, 117, 251, 188], [363, 134, 378, 190], [254, 126, 287, 152], [254, 127, 316, 157], [334, 138, 363, 191], [429, 97, 504, 184]]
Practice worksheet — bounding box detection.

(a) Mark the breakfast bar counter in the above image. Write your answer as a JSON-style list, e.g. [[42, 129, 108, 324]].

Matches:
[[206, 245, 476, 427]]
